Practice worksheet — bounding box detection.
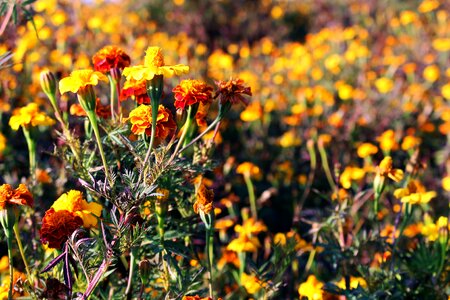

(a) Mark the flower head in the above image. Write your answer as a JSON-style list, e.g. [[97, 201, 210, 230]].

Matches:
[[120, 78, 150, 104], [122, 46, 189, 81], [193, 183, 214, 214], [9, 103, 55, 131], [40, 208, 83, 249], [357, 143, 378, 158], [59, 70, 108, 94], [214, 78, 252, 106], [377, 156, 404, 182], [227, 234, 261, 252], [51, 190, 102, 228], [298, 275, 324, 300], [173, 79, 213, 110], [92, 45, 131, 73], [236, 162, 261, 178], [0, 183, 33, 210], [394, 180, 436, 205], [126, 104, 176, 139]]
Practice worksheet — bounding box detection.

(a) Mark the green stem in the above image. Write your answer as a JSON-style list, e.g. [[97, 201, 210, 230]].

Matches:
[[125, 248, 136, 296], [86, 110, 112, 186], [244, 175, 257, 220], [6, 232, 13, 300], [22, 128, 36, 185], [140, 99, 158, 183], [205, 212, 215, 298], [108, 74, 118, 121], [318, 143, 336, 191], [178, 117, 220, 154], [169, 106, 194, 163], [13, 223, 31, 284]]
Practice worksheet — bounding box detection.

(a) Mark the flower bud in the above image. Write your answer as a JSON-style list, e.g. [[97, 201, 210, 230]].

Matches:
[[77, 85, 97, 113], [40, 70, 57, 98], [438, 216, 449, 248], [138, 259, 151, 286]]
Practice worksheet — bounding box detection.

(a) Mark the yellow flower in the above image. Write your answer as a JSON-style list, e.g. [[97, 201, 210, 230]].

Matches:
[[357, 143, 378, 158], [51, 190, 102, 228], [421, 216, 449, 242], [122, 46, 189, 81], [0, 133, 6, 154], [9, 103, 55, 131], [394, 180, 436, 205], [298, 275, 323, 300], [59, 70, 108, 94], [241, 273, 266, 295], [401, 135, 421, 151], [377, 129, 398, 152], [442, 175, 450, 191], [432, 38, 450, 52], [340, 166, 365, 189], [234, 218, 267, 236], [423, 65, 440, 83], [336, 276, 367, 289], [240, 101, 263, 122], [236, 162, 261, 179], [377, 156, 404, 182], [374, 77, 394, 94], [418, 0, 440, 13], [227, 235, 261, 252], [279, 130, 302, 148], [441, 83, 450, 100]]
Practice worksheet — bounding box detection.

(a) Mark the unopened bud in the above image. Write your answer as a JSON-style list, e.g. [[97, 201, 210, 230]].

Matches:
[[40, 70, 58, 110], [438, 216, 449, 247], [138, 259, 151, 285]]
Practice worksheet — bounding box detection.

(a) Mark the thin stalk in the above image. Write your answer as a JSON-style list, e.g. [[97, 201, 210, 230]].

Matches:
[[125, 248, 136, 296], [7, 233, 13, 299], [86, 110, 112, 186], [13, 223, 32, 284], [169, 106, 193, 162], [22, 128, 36, 185], [178, 117, 220, 154], [205, 212, 215, 298], [317, 143, 336, 191], [140, 99, 158, 183], [107, 74, 118, 122], [243, 175, 257, 220]]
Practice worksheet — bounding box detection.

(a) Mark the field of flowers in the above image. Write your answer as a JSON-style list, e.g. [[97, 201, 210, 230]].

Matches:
[[0, 0, 449, 299]]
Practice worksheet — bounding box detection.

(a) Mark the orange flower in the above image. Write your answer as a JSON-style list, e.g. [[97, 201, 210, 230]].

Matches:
[[70, 98, 111, 119], [173, 79, 213, 110], [40, 208, 83, 249], [120, 78, 150, 104], [193, 183, 214, 214], [0, 183, 33, 210], [214, 78, 252, 106], [236, 162, 261, 178], [227, 234, 261, 252], [92, 45, 131, 73], [126, 104, 176, 139]]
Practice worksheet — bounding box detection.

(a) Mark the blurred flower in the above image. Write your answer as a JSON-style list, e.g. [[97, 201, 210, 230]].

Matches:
[[357, 143, 378, 158], [173, 79, 213, 110], [123, 46, 189, 81], [423, 65, 440, 83], [376, 156, 404, 182], [394, 180, 436, 205], [340, 166, 365, 189], [279, 130, 302, 148], [70, 98, 111, 119], [240, 101, 263, 122], [59, 70, 108, 94], [432, 38, 450, 52], [421, 216, 449, 242], [298, 275, 324, 300], [217, 249, 240, 269], [441, 83, 450, 100], [442, 176, 450, 191], [51, 190, 102, 229], [0, 270, 27, 298], [36, 169, 52, 184], [0, 184, 33, 210], [9, 103, 55, 131], [377, 129, 398, 152], [193, 183, 214, 214], [336, 276, 366, 289], [214, 78, 252, 106], [401, 135, 421, 151], [236, 162, 260, 179], [418, 0, 440, 13], [0, 133, 6, 155], [121, 78, 150, 104], [40, 208, 83, 249], [126, 104, 176, 138], [227, 234, 261, 252], [241, 273, 266, 295], [92, 45, 131, 73], [374, 77, 394, 94]]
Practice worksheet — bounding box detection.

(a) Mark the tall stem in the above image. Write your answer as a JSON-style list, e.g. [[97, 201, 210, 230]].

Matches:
[[244, 175, 257, 220], [125, 248, 136, 297], [140, 98, 158, 183], [205, 212, 215, 298], [169, 106, 194, 162], [86, 110, 112, 186], [13, 223, 32, 284], [22, 128, 36, 185], [108, 74, 118, 122], [178, 117, 220, 154], [6, 233, 13, 299]]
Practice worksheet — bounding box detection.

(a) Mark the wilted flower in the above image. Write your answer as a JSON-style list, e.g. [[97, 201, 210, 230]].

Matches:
[[193, 183, 214, 214], [40, 208, 83, 249], [0, 184, 33, 210], [173, 79, 213, 110], [126, 104, 176, 139], [214, 78, 252, 106], [9, 103, 55, 131], [51, 190, 102, 229], [92, 45, 131, 73], [122, 46, 189, 81]]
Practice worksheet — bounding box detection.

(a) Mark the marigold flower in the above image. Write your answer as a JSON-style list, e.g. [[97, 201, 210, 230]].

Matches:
[[374, 77, 394, 94], [377, 129, 398, 152], [126, 104, 176, 138], [0, 270, 28, 298], [339, 166, 365, 189], [122, 46, 189, 81], [120, 78, 150, 104], [394, 180, 436, 205], [0, 133, 6, 155], [214, 78, 252, 106], [236, 162, 260, 178], [193, 183, 214, 214], [298, 275, 324, 300], [227, 235, 261, 252], [0, 184, 33, 210], [234, 218, 267, 236], [240, 101, 263, 122], [401, 135, 421, 151], [241, 273, 266, 295], [59, 69, 108, 94], [92, 45, 131, 73], [442, 175, 450, 191], [40, 208, 83, 249], [377, 156, 404, 182], [217, 249, 240, 269], [357, 143, 378, 158], [173, 79, 213, 110], [9, 103, 55, 131], [336, 276, 367, 290], [51, 190, 102, 228]]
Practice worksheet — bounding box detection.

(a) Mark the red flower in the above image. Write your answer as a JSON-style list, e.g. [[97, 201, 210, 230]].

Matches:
[[92, 45, 131, 73], [120, 78, 150, 104], [172, 79, 213, 110], [214, 78, 252, 106], [40, 208, 83, 249]]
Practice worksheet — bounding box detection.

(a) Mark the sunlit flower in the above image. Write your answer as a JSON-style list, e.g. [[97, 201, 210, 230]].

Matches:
[[298, 275, 324, 300], [376, 156, 404, 182], [432, 38, 450, 52], [357, 143, 378, 158], [214, 78, 252, 106], [279, 130, 302, 148], [227, 234, 261, 252], [234, 218, 267, 236], [394, 180, 436, 205], [421, 216, 449, 242], [241, 273, 266, 295], [418, 0, 440, 13], [336, 276, 367, 290], [377, 129, 398, 152], [126, 104, 176, 138], [59, 69, 108, 94], [423, 65, 440, 83], [240, 101, 263, 122], [92, 45, 131, 73], [193, 183, 214, 214], [217, 249, 240, 269], [122, 46, 189, 81], [441, 83, 450, 100], [401, 135, 421, 151], [173, 79, 213, 110], [40, 208, 83, 249], [51, 190, 102, 228], [9, 103, 55, 131], [236, 162, 261, 178], [0, 183, 33, 210], [120, 78, 150, 104], [374, 77, 394, 94], [0, 133, 6, 155]]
